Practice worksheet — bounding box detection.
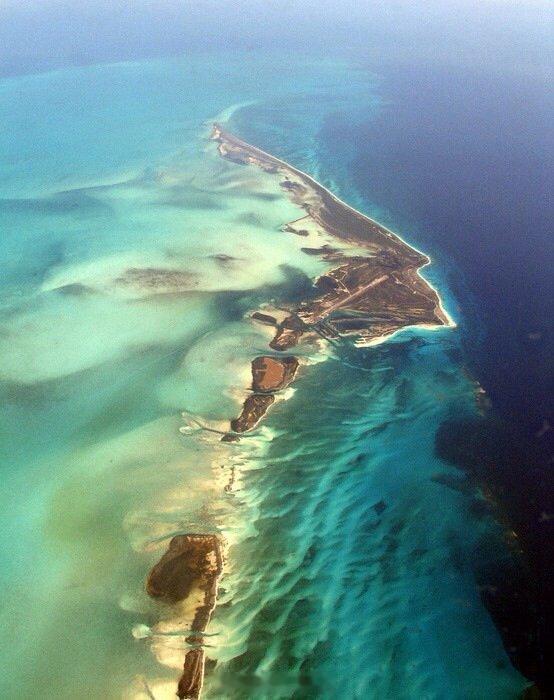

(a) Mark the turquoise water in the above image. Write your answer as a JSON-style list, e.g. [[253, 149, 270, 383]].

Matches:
[[0, 54, 525, 698]]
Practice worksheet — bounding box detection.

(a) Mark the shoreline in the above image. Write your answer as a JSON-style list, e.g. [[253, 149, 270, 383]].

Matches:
[[211, 122, 455, 327], [212, 123, 455, 437]]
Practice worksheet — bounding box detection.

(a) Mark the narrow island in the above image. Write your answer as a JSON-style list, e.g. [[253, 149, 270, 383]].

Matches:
[[146, 534, 223, 699], [212, 123, 453, 438]]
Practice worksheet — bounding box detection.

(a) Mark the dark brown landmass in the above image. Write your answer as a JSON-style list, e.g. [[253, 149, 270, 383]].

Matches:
[[250, 311, 277, 326], [269, 314, 306, 352], [251, 355, 299, 392], [146, 534, 223, 699], [146, 534, 222, 612], [230, 393, 275, 433], [212, 123, 452, 437], [212, 123, 451, 351], [177, 649, 205, 700], [223, 355, 299, 436], [300, 244, 339, 256]]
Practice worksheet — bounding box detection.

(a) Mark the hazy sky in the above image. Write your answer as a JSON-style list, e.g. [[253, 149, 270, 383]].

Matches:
[[1, 1, 552, 77]]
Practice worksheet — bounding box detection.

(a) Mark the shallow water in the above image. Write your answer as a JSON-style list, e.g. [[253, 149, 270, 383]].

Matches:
[[205, 336, 524, 699], [0, 53, 526, 698]]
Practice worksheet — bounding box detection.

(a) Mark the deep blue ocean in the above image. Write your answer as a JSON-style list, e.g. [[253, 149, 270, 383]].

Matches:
[[0, 2, 551, 698]]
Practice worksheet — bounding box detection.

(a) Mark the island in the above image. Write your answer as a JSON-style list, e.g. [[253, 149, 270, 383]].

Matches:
[[211, 124, 453, 437], [146, 534, 223, 699]]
